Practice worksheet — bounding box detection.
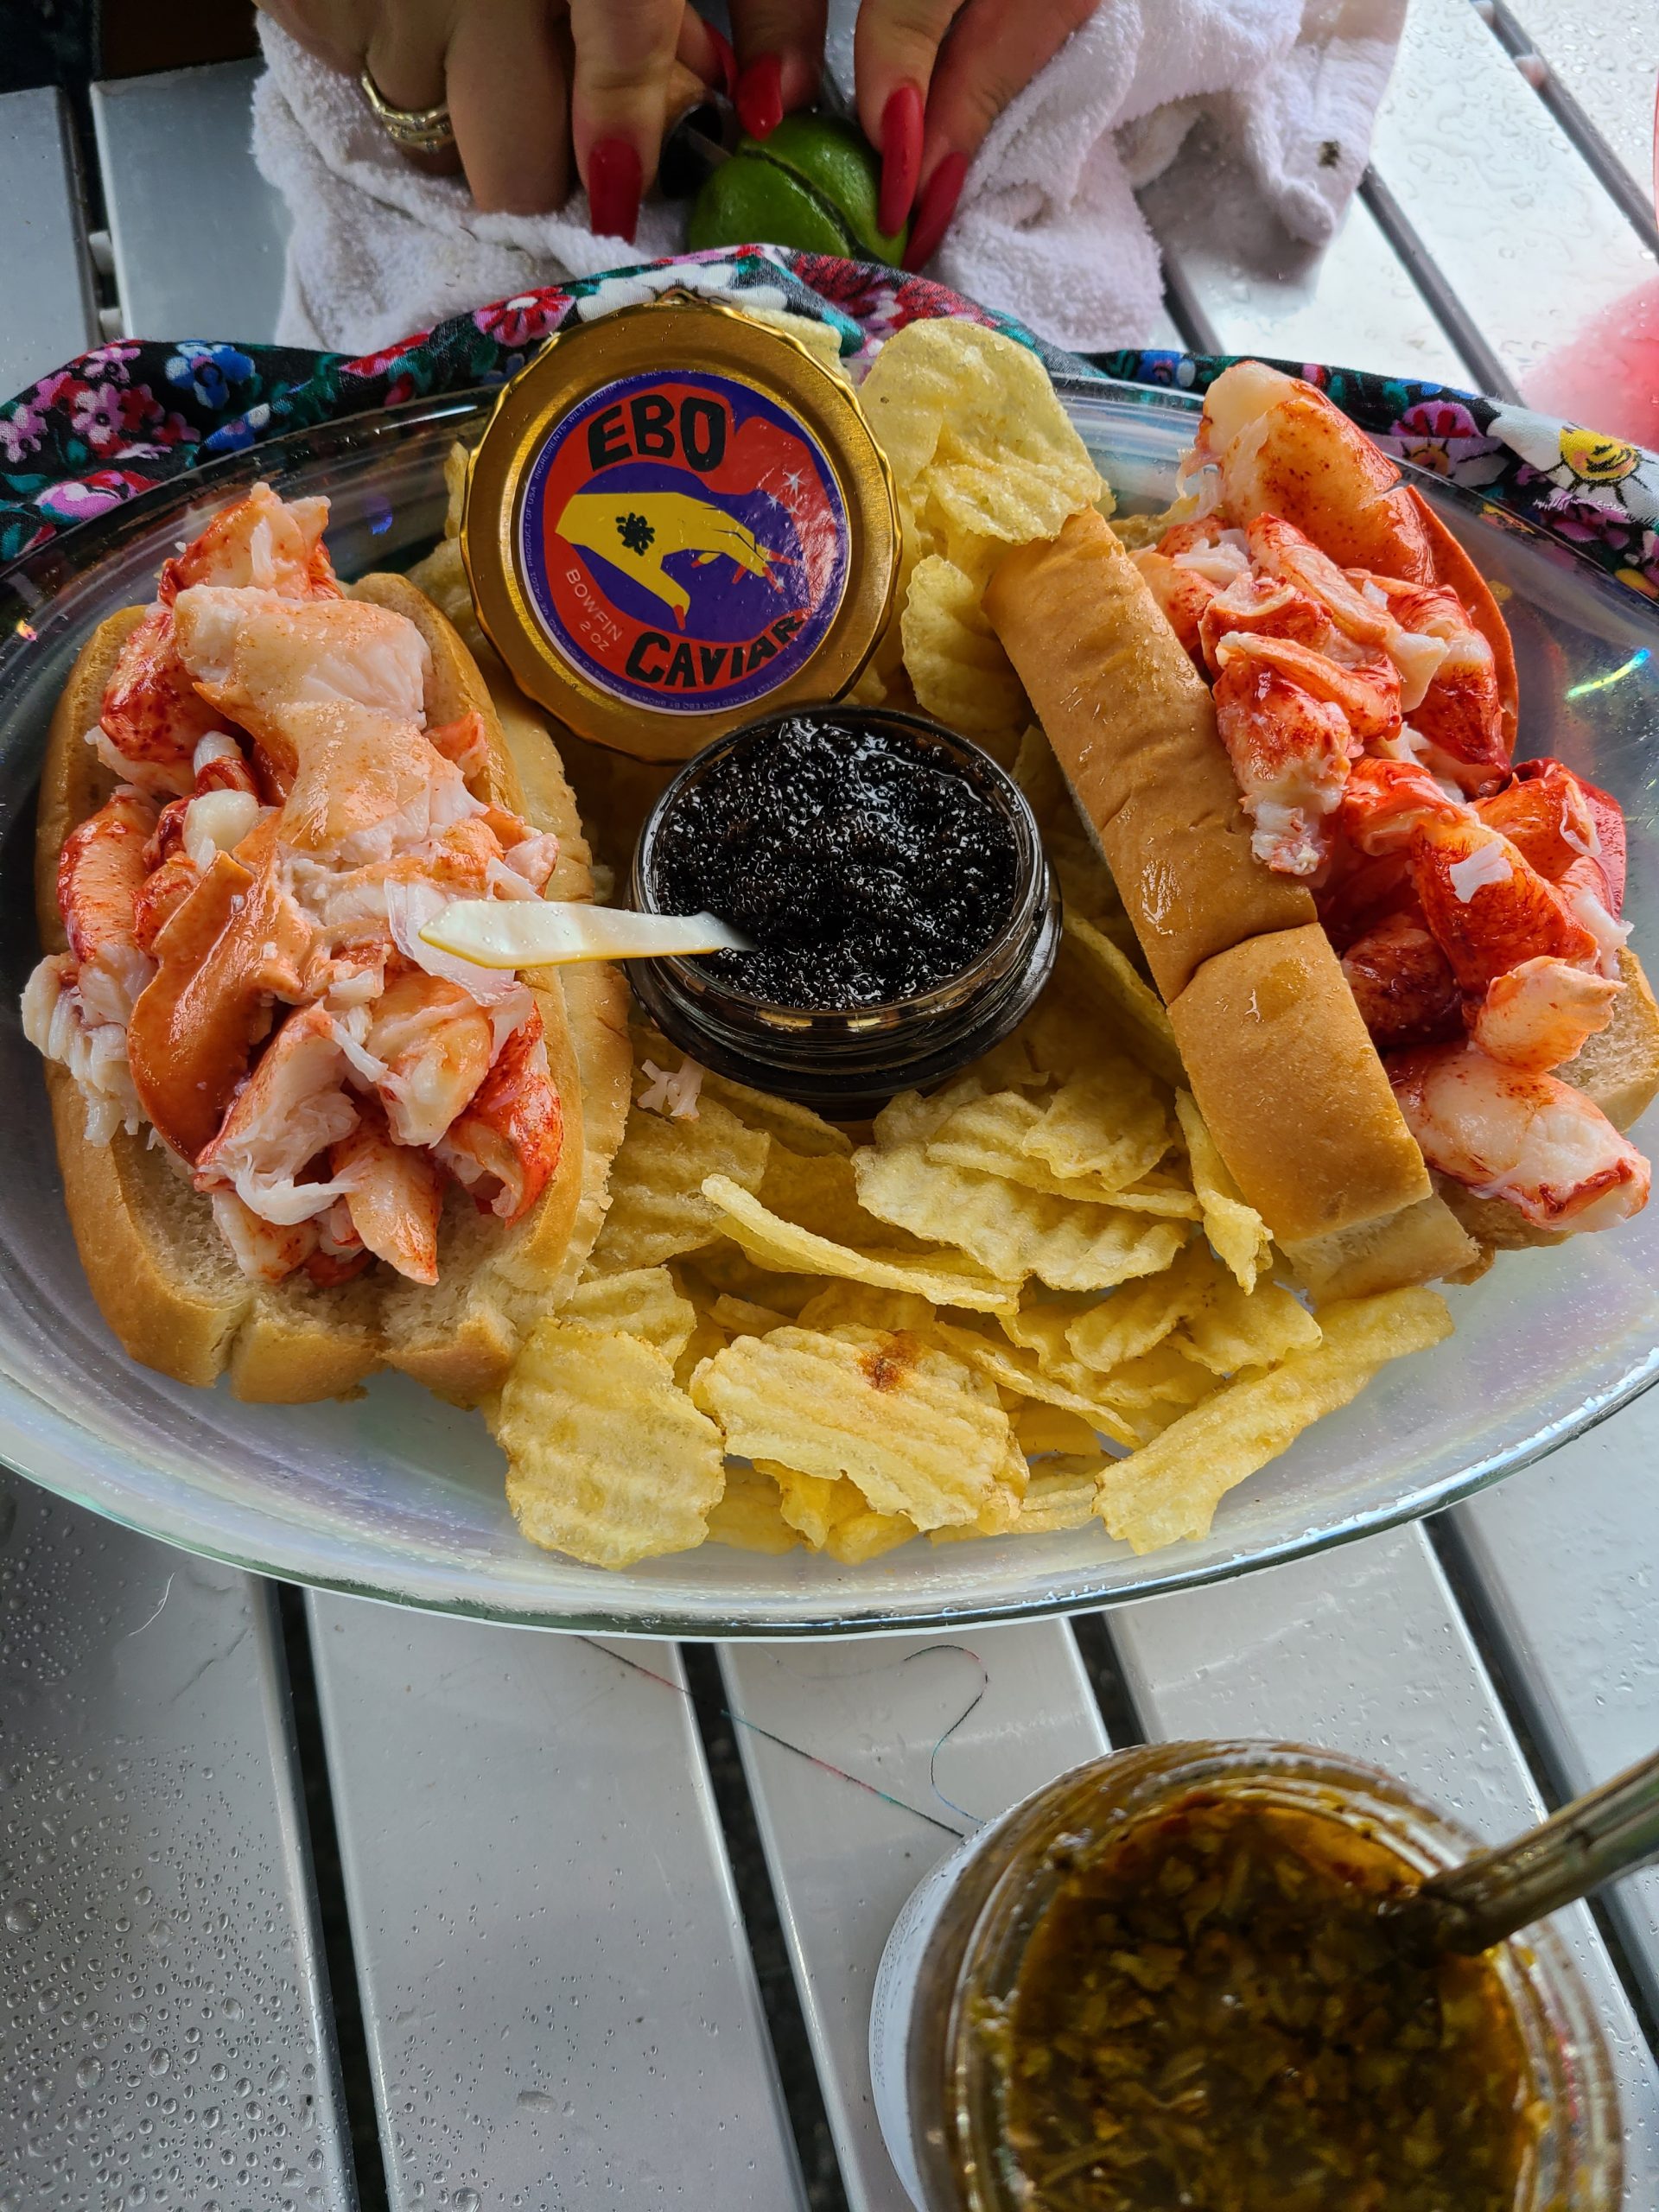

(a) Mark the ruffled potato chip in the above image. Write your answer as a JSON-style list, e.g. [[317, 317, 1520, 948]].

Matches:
[[709, 1292, 796, 1337], [900, 555, 1028, 734], [1095, 1290, 1454, 1551], [1058, 915, 1185, 1089], [682, 1242, 819, 1316], [927, 1317, 1139, 1448], [690, 1325, 1014, 1529], [1014, 1462, 1107, 1534], [795, 1284, 938, 1335], [760, 1147, 926, 1250], [1023, 1070, 1170, 1194], [1182, 1277, 1323, 1376], [564, 1265, 697, 1362], [860, 321, 1102, 536], [855, 1144, 1187, 1294], [588, 1093, 769, 1272], [702, 1174, 1020, 1313], [697, 1068, 853, 1157], [495, 1321, 726, 1569], [1174, 1090, 1273, 1293], [705, 1464, 802, 1555], [1015, 1403, 1104, 1457], [1065, 1241, 1225, 1372]]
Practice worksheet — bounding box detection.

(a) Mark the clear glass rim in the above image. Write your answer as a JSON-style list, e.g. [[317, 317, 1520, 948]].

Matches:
[[0, 384, 1655, 1636]]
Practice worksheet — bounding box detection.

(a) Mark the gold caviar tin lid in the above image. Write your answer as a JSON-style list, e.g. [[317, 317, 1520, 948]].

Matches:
[[461, 293, 899, 762]]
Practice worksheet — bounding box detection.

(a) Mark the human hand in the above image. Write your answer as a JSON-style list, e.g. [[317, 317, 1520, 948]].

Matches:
[[727, 0, 1097, 268], [258, 0, 733, 237]]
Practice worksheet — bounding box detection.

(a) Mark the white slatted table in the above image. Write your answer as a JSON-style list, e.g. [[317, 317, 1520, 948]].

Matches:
[[2, 20, 1657, 2206]]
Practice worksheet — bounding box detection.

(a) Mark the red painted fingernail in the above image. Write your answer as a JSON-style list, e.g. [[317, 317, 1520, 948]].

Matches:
[[735, 53, 783, 139], [902, 150, 968, 271], [707, 24, 738, 103], [588, 137, 641, 243], [878, 83, 924, 238]]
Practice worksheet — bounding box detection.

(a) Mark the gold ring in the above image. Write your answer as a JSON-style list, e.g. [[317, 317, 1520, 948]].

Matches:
[[359, 67, 456, 154]]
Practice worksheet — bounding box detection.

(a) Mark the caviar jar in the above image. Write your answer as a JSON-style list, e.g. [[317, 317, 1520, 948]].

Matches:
[[870, 1742, 1621, 2212], [628, 705, 1059, 1115]]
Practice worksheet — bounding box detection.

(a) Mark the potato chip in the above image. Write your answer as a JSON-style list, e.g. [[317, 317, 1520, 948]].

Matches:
[[760, 1147, 925, 1249], [760, 1458, 847, 1548], [696, 1068, 853, 1156], [1023, 1069, 1170, 1194], [1016, 1462, 1108, 1534], [495, 1321, 726, 1568], [1174, 1090, 1273, 1292], [854, 1145, 1187, 1294], [682, 1242, 819, 1316], [1104, 1174, 1204, 1219], [1096, 1344, 1223, 1442], [588, 1094, 769, 1271], [795, 1283, 938, 1335], [860, 321, 1102, 537], [1060, 915, 1185, 1088], [705, 1464, 803, 1555], [927, 1317, 1139, 1448], [999, 1294, 1100, 1368], [564, 1265, 697, 1362], [1015, 1403, 1103, 1457], [702, 1174, 1020, 1313], [709, 1293, 795, 1337], [827, 1506, 917, 1563], [1181, 1278, 1323, 1376], [1094, 1289, 1454, 1552], [1065, 1240, 1221, 1372], [673, 1311, 730, 1393], [690, 1325, 1014, 1528], [901, 555, 1028, 734]]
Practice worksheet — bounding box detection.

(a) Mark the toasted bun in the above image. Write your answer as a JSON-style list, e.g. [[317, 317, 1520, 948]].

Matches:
[[1559, 947, 1659, 1133], [1168, 924, 1432, 1245], [1282, 1192, 1484, 1301], [985, 508, 1316, 1003], [35, 572, 628, 1402]]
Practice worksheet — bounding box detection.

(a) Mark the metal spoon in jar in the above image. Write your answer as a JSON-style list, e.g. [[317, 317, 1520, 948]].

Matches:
[[1382, 1745, 1659, 1957]]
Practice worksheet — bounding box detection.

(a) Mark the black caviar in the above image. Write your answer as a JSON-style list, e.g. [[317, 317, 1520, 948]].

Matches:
[[650, 712, 1019, 1008]]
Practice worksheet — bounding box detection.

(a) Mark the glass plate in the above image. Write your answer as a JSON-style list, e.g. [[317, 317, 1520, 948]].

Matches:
[[0, 383, 1654, 1636]]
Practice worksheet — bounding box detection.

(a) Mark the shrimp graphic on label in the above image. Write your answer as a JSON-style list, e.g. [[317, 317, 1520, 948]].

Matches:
[[555, 491, 793, 629]]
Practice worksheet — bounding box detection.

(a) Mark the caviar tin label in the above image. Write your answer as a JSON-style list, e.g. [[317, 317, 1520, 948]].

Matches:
[[518, 368, 849, 715], [462, 296, 898, 763]]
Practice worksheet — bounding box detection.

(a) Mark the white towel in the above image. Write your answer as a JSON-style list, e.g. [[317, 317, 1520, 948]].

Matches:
[[251, 0, 1404, 357]]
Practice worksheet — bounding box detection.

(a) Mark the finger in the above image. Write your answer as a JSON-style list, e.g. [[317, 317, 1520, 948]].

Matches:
[[677, 5, 735, 99], [443, 0, 573, 214], [902, 0, 1092, 266], [854, 0, 963, 231], [363, 5, 465, 181], [568, 0, 684, 236], [727, 0, 828, 137]]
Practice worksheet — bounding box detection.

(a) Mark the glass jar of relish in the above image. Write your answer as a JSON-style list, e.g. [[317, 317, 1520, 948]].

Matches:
[[870, 1743, 1621, 2212]]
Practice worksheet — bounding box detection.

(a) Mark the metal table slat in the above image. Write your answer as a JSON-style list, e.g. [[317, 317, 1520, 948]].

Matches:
[[1143, 130, 1474, 383], [0, 1472, 355, 2211], [1109, 1523, 1659, 2192], [719, 1624, 1109, 2212], [92, 60, 289, 346], [1451, 1391, 1659, 2017], [0, 88, 99, 397], [1365, 0, 1657, 385], [305, 1601, 806, 2210], [1491, 0, 1659, 200]]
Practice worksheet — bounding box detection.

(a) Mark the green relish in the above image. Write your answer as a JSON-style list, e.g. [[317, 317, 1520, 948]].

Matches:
[[996, 1791, 1541, 2211]]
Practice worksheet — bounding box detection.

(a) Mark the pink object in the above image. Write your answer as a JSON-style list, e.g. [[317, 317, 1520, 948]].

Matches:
[[1522, 280, 1659, 450]]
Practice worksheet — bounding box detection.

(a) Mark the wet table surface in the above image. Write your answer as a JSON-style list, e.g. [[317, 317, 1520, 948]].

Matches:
[[2, 18, 1658, 2207]]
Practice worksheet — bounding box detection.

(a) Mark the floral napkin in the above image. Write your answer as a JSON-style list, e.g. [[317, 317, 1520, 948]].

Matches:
[[2, 246, 1655, 602]]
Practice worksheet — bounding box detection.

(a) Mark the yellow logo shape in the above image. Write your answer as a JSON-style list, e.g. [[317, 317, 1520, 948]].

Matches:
[[1558, 427, 1641, 486], [556, 491, 791, 628]]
